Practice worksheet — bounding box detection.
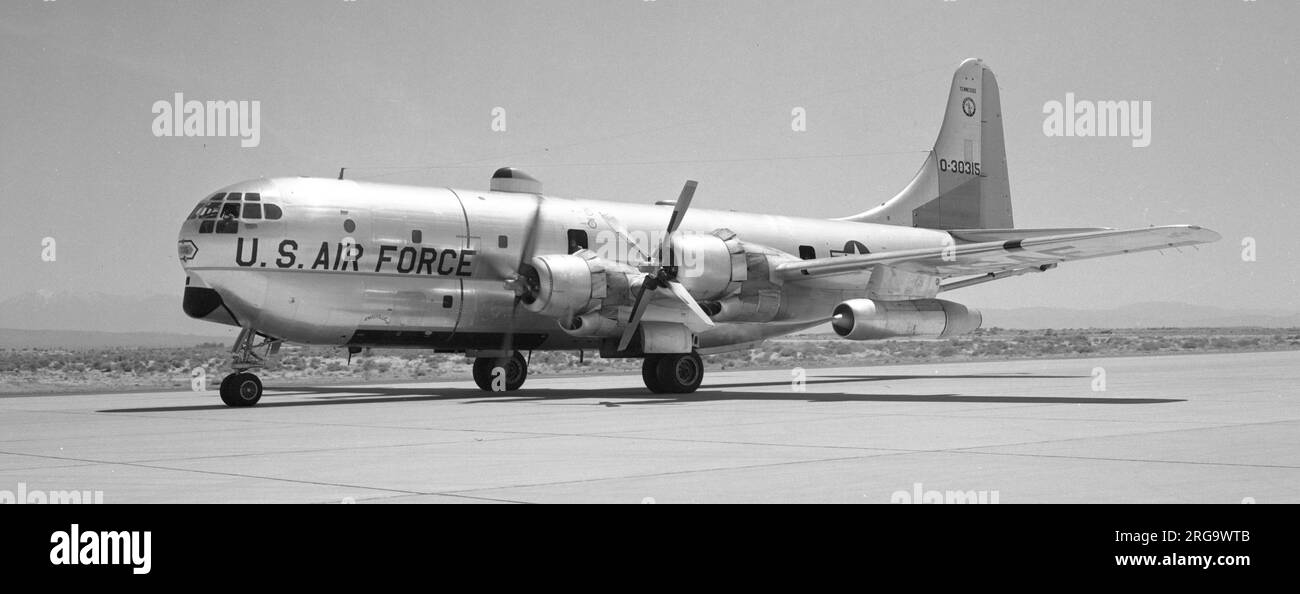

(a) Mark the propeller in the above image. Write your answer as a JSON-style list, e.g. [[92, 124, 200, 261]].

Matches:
[[616, 180, 715, 352], [490, 195, 545, 357]]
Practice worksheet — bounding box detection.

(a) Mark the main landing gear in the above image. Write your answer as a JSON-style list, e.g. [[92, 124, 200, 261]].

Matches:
[[472, 351, 529, 392], [641, 352, 704, 394], [220, 372, 263, 407], [219, 327, 279, 407]]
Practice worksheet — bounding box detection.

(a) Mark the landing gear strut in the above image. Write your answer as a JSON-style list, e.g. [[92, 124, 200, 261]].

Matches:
[[219, 327, 279, 407], [473, 351, 528, 392], [641, 352, 704, 394]]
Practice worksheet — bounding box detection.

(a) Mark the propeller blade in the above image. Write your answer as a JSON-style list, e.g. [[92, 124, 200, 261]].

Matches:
[[479, 251, 521, 283], [501, 297, 520, 356], [665, 180, 697, 235], [617, 278, 656, 352], [500, 195, 545, 354], [598, 211, 651, 262], [665, 280, 715, 332], [659, 180, 698, 268], [516, 196, 545, 271], [479, 195, 545, 291]]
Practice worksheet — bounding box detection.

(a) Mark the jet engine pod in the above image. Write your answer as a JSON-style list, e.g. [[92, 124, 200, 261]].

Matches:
[[522, 254, 604, 318], [830, 298, 982, 340], [559, 311, 623, 337]]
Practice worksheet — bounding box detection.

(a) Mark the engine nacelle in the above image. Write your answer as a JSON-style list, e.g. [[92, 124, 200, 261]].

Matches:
[[523, 253, 608, 318], [831, 299, 981, 340], [666, 232, 744, 301]]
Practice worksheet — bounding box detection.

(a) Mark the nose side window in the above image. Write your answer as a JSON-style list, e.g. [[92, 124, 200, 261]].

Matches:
[[264, 204, 283, 220], [243, 203, 262, 219]]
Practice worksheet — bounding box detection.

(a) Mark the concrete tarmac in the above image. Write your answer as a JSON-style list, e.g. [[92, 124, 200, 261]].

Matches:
[[0, 351, 1296, 503]]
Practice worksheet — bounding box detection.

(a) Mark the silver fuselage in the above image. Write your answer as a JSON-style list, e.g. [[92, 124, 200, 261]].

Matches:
[[178, 177, 953, 352]]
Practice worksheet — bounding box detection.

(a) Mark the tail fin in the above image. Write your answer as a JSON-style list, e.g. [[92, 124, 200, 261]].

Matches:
[[839, 58, 1013, 229]]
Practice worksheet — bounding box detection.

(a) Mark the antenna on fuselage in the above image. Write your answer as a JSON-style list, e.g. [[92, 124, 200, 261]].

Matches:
[[338, 168, 346, 180]]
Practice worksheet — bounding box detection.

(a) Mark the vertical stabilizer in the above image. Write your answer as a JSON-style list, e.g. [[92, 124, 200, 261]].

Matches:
[[839, 58, 1013, 229]]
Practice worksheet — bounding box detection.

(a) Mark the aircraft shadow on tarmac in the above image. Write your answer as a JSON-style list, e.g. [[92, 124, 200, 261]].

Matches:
[[98, 372, 1183, 413]]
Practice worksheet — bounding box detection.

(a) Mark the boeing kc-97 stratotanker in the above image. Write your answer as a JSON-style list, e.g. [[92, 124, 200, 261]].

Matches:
[[177, 59, 1219, 407]]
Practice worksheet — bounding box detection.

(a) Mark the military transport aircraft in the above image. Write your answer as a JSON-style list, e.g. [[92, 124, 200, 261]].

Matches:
[[177, 59, 1219, 406]]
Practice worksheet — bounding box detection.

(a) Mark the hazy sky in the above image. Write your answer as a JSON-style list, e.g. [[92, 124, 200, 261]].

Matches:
[[2, 0, 1297, 320]]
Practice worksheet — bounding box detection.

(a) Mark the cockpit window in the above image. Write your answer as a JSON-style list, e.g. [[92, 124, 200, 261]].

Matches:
[[189, 202, 221, 219], [192, 193, 283, 232]]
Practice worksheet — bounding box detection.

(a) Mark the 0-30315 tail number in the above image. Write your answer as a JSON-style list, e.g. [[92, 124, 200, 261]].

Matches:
[[939, 159, 981, 176]]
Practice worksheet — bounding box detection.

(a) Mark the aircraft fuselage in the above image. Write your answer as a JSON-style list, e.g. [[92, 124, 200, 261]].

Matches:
[[178, 176, 953, 354]]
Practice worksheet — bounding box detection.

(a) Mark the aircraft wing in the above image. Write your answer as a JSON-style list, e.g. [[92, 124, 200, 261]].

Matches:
[[776, 225, 1221, 281]]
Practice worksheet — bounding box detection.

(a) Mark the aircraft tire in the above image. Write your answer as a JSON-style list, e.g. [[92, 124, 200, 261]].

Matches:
[[654, 352, 704, 394], [642, 356, 667, 393], [220, 372, 262, 407], [473, 353, 527, 392]]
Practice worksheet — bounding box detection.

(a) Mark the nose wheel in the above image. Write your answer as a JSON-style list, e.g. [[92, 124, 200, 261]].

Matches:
[[219, 372, 263, 407], [642, 352, 704, 394], [473, 352, 528, 392], [217, 327, 280, 407]]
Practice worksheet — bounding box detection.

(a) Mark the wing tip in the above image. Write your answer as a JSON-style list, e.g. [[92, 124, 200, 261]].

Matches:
[[1180, 225, 1222, 243]]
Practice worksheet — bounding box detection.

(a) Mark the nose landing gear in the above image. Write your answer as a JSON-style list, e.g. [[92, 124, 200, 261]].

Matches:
[[218, 327, 279, 407]]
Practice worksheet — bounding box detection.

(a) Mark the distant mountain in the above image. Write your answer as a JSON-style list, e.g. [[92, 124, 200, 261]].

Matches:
[[0, 328, 235, 349], [980, 302, 1300, 329], [0, 290, 231, 336]]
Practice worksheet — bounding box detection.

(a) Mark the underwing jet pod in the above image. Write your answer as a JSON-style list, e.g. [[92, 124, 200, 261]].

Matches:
[[177, 59, 1219, 406]]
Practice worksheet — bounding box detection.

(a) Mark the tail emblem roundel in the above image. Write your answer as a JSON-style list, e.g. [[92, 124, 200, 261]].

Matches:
[[962, 97, 976, 117]]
